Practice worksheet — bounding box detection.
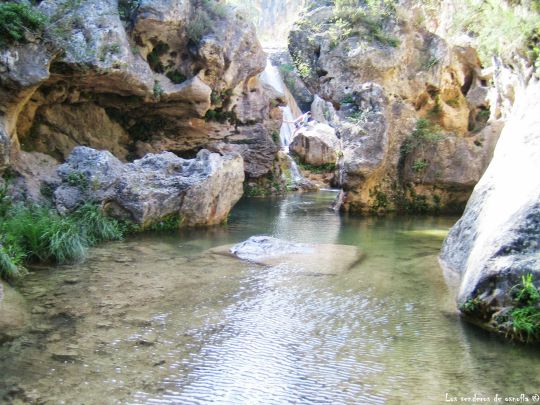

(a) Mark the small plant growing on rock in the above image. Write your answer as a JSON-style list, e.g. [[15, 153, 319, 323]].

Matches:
[[153, 80, 164, 100], [166, 69, 187, 84], [412, 158, 428, 173], [66, 171, 89, 189], [507, 274, 540, 342], [0, 2, 47, 46]]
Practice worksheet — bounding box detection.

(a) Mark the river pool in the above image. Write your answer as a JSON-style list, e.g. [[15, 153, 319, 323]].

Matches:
[[1, 191, 539, 404]]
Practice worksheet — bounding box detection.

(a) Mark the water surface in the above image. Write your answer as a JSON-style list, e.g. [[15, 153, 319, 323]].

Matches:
[[1, 191, 539, 404]]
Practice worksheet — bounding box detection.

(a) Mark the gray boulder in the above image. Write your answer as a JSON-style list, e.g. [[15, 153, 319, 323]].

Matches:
[[440, 82, 540, 336], [290, 122, 340, 166], [210, 235, 364, 275], [54, 146, 244, 227]]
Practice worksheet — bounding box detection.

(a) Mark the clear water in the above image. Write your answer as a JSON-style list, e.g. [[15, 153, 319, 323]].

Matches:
[[1, 191, 539, 404]]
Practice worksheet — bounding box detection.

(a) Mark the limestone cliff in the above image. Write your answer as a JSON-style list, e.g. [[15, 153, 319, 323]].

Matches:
[[0, 0, 282, 195], [288, 0, 504, 214]]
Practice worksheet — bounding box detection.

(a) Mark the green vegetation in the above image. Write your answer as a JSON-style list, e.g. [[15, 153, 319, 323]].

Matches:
[[412, 158, 428, 173], [460, 297, 483, 314], [144, 214, 183, 231], [186, 7, 212, 43], [204, 109, 237, 124], [98, 43, 121, 62], [0, 2, 47, 46], [369, 187, 389, 212], [423, 56, 440, 70], [0, 202, 124, 281], [332, 0, 400, 48], [400, 118, 444, 160], [461, 274, 540, 343], [507, 273, 540, 342], [243, 183, 267, 197], [451, 0, 540, 67], [297, 161, 336, 174], [118, 0, 141, 24], [347, 110, 367, 125], [153, 80, 164, 100], [66, 171, 89, 189], [341, 94, 355, 104], [166, 69, 187, 84]]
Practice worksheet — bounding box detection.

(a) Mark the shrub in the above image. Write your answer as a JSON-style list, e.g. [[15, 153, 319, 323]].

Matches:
[[0, 2, 47, 46], [332, 0, 399, 47], [166, 69, 187, 84], [186, 9, 211, 43], [451, 0, 540, 66]]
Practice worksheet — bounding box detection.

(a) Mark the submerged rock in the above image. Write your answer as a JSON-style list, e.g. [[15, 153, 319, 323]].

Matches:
[[54, 146, 244, 227], [230, 236, 314, 261], [440, 82, 540, 340], [212, 236, 363, 275], [0, 282, 30, 344]]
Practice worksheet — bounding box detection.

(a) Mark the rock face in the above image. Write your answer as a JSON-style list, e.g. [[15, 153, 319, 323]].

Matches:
[[440, 81, 540, 335], [290, 122, 339, 166], [0, 0, 282, 187], [288, 1, 503, 213], [54, 146, 244, 227]]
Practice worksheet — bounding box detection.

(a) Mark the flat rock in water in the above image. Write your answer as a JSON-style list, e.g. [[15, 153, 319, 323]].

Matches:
[[210, 236, 363, 275]]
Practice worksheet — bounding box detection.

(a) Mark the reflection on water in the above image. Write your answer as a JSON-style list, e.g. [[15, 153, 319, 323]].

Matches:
[[1, 191, 539, 404]]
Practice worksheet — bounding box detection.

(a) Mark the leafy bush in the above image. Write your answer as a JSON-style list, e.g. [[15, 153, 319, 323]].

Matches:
[[451, 0, 540, 66], [186, 9, 211, 43], [166, 69, 187, 84], [0, 2, 47, 46], [332, 0, 399, 47]]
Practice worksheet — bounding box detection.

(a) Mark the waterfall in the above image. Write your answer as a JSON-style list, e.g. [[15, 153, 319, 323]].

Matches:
[[259, 59, 306, 185]]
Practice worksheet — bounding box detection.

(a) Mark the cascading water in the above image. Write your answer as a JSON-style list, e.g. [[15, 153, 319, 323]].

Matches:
[[260, 59, 305, 184]]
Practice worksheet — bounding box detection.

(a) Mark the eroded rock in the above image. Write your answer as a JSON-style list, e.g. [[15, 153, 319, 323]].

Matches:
[[440, 81, 540, 339], [54, 146, 244, 227], [290, 122, 340, 166]]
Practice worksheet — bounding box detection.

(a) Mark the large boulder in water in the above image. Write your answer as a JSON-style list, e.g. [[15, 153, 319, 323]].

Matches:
[[290, 123, 340, 166], [440, 82, 540, 340], [54, 146, 244, 227], [212, 236, 363, 275]]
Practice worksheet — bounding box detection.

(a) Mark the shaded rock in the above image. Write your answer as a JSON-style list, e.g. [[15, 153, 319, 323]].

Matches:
[[1, 0, 281, 190], [10, 151, 60, 203], [211, 236, 363, 275], [290, 122, 340, 166], [54, 146, 244, 227], [440, 81, 540, 335]]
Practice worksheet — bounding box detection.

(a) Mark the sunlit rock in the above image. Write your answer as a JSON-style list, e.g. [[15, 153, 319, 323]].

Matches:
[[211, 235, 363, 275], [54, 146, 244, 227]]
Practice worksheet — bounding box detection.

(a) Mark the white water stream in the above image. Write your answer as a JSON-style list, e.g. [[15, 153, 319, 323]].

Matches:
[[260, 59, 305, 183]]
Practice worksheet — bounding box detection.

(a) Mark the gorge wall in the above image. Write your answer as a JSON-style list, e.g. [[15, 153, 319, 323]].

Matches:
[[0, 0, 285, 203], [288, 0, 506, 214]]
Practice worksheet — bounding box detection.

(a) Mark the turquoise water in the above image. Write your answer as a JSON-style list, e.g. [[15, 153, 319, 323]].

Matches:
[[1, 191, 539, 404]]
